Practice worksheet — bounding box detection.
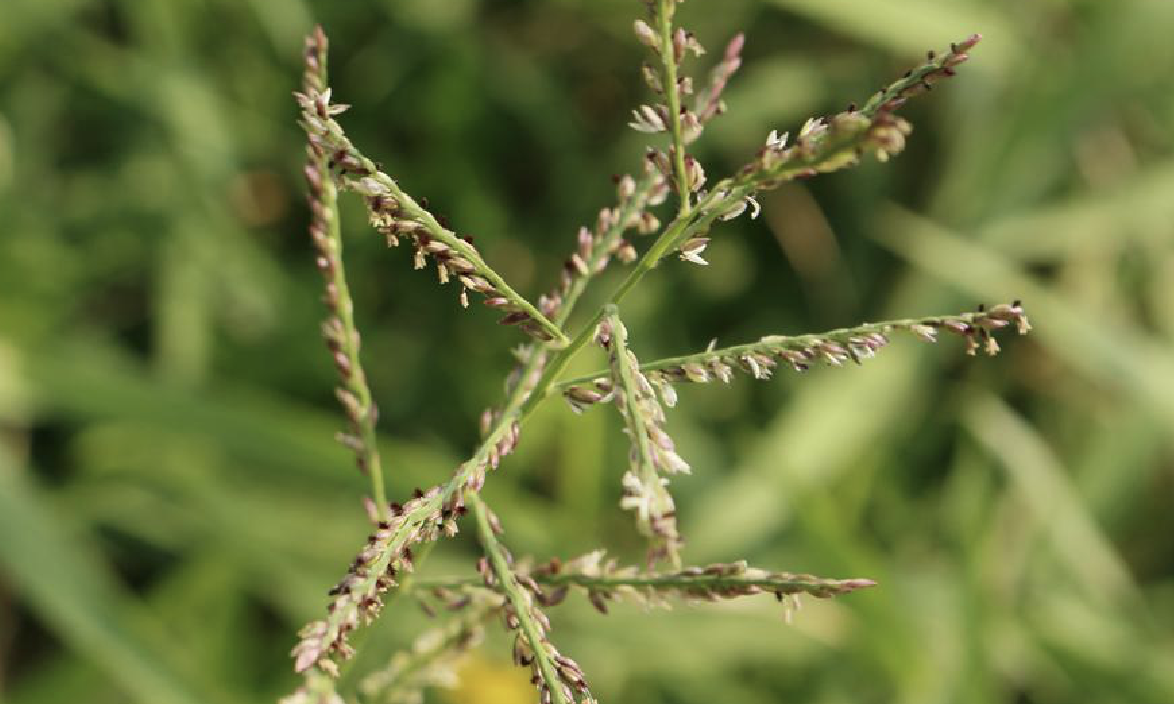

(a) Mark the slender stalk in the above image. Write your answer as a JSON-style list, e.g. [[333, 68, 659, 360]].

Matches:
[[599, 306, 685, 568], [554, 172, 662, 324], [470, 494, 573, 704], [296, 95, 569, 346], [657, 0, 692, 212], [302, 27, 388, 516], [552, 304, 1031, 393], [407, 568, 876, 600]]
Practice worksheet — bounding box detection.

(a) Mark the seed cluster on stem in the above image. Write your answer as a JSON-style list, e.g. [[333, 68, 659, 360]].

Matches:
[[282, 9, 1023, 704], [596, 308, 688, 569], [300, 27, 388, 517]]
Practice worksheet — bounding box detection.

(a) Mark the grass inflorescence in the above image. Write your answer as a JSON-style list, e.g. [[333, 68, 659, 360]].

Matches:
[[282, 3, 1026, 702]]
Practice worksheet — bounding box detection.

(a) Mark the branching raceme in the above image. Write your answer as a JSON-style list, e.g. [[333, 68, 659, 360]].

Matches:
[[561, 303, 1032, 411], [597, 308, 688, 570], [410, 550, 876, 620], [283, 6, 1026, 703], [300, 28, 389, 517]]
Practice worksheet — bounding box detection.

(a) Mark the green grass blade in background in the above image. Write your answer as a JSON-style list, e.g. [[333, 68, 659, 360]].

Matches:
[[0, 449, 238, 704]]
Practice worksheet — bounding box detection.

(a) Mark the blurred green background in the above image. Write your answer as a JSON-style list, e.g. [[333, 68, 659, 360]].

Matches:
[[2, 0, 1173, 702]]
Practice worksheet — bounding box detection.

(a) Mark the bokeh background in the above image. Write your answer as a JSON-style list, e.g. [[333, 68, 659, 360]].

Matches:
[[2, 0, 1173, 702]]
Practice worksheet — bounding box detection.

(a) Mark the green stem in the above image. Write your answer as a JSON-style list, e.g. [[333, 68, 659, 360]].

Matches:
[[657, 0, 692, 212], [322, 164, 389, 519], [549, 310, 1006, 392], [407, 571, 875, 598], [601, 306, 680, 566], [308, 115, 569, 346], [469, 494, 571, 704], [305, 38, 388, 518]]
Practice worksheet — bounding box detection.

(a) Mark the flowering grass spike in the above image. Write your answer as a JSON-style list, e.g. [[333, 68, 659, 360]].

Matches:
[[283, 8, 1024, 704]]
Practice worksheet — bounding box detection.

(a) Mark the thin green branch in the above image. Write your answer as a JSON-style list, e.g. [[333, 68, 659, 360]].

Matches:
[[406, 555, 877, 608], [300, 26, 387, 517], [649, 35, 983, 267], [598, 307, 685, 568], [556, 303, 1032, 408], [656, 0, 692, 211], [470, 494, 590, 704], [536, 570, 876, 597], [551, 171, 665, 326], [288, 413, 519, 677], [295, 93, 569, 346]]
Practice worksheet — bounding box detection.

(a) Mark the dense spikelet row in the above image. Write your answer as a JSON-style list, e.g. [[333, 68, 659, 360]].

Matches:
[[527, 551, 877, 620], [300, 28, 388, 508], [293, 89, 568, 345], [563, 303, 1032, 410], [287, 386, 527, 683], [290, 487, 465, 676], [740, 34, 982, 185], [471, 497, 595, 704], [631, 0, 741, 198], [657, 35, 982, 268], [596, 308, 688, 569], [632, 0, 745, 222]]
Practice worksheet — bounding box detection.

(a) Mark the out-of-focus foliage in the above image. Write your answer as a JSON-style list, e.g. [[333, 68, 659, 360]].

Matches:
[[1, 0, 1173, 702]]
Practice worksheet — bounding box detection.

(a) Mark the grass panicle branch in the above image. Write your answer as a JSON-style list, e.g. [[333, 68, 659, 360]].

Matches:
[[642, 0, 698, 209], [287, 412, 525, 680], [539, 168, 669, 327], [596, 307, 687, 569], [470, 494, 595, 704], [530, 552, 876, 621], [289, 485, 461, 678], [293, 87, 569, 346], [561, 302, 1031, 410], [492, 167, 668, 426], [651, 35, 982, 269], [633, 0, 745, 262], [410, 551, 877, 617], [301, 28, 388, 515]]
